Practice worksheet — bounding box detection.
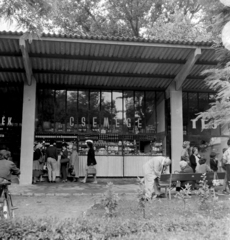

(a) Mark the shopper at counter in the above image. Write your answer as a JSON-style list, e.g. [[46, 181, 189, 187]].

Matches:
[[81, 140, 97, 184], [46, 140, 58, 183], [190, 147, 200, 173], [32, 143, 43, 184], [60, 143, 69, 183], [143, 156, 171, 199]]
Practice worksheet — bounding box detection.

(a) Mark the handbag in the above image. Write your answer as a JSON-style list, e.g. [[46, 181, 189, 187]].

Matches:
[[87, 166, 96, 175], [213, 172, 221, 186]]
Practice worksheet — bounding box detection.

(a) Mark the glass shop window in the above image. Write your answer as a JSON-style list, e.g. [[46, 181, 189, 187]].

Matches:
[[112, 91, 123, 133], [101, 91, 112, 133], [78, 90, 89, 132], [135, 91, 145, 133], [145, 92, 156, 133], [123, 91, 134, 133], [67, 90, 78, 132], [55, 90, 66, 132], [42, 90, 55, 132], [89, 90, 100, 133]]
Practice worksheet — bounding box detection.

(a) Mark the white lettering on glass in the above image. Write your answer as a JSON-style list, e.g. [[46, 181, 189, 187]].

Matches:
[[93, 117, 97, 127], [81, 117, 86, 127], [70, 117, 74, 127], [138, 118, 142, 128], [7, 117, 12, 126], [1, 116, 5, 126]]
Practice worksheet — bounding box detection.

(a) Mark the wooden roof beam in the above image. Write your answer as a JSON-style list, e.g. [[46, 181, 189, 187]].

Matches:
[[19, 38, 34, 86], [166, 48, 202, 97], [174, 48, 201, 90]]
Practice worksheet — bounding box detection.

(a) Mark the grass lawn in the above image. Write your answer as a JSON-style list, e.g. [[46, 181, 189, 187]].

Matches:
[[1, 192, 230, 239]]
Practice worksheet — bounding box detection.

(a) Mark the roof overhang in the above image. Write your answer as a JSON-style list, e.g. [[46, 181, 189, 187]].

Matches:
[[0, 31, 217, 91]]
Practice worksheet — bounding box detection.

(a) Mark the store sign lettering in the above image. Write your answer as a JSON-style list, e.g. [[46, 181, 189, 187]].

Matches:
[[1, 116, 13, 126], [69, 116, 142, 128], [191, 117, 217, 131]]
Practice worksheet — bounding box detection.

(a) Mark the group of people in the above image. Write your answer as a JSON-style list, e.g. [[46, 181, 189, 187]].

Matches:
[[180, 141, 230, 194], [32, 140, 97, 184]]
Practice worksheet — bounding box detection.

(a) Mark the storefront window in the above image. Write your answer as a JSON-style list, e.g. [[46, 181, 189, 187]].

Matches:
[[123, 91, 134, 133], [78, 90, 89, 132], [67, 90, 78, 132], [145, 92, 156, 133], [101, 91, 112, 133], [135, 91, 145, 133], [90, 90, 100, 133], [112, 91, 123, 133], [55, 90, 66, 132], [42, 90, 55, 132]]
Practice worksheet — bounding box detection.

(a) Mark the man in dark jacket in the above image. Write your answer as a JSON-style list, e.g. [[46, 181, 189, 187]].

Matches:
[[210, 152, 218, 172], [0, 150, 20, 197], [46, 140, 58, 183]]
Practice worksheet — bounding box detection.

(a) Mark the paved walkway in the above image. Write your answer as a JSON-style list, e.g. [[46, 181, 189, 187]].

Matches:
[[9, 178, 140, 196]]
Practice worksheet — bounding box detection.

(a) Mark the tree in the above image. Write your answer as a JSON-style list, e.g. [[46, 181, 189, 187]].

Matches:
[[197, 1, 230, 128], [0, 0, 56, 33], [0, 0, 221, 41]]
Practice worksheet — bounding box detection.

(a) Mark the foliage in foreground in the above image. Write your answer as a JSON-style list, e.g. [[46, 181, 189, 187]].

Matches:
[[0, 214, 229, 240]]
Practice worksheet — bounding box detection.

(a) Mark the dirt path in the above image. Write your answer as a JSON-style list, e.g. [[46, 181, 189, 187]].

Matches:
[[13, 195, 95, 219]]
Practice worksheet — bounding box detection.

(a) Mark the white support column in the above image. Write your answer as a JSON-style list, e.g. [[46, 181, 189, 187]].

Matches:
[[20, 78, 36, 185], [170, 84, 183, 172]]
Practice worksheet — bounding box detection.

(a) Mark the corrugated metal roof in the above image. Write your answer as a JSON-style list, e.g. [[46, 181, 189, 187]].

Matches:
[[0, 31, 218, 90]]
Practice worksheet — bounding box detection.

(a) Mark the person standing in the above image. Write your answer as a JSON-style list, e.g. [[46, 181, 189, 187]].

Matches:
[[45, 140, 58, 183], [81, 140, 97, 184], [222, 139, 230, 193], [181, 141, 190, 164], [210, 152, 218, 177], [70, 145, 79, 182], [60, 143, 69, 183], [143, 156, 171, 199], [221, 148, 229, 194], [32, 143, 43, 184], [190, 147, 200, 173]]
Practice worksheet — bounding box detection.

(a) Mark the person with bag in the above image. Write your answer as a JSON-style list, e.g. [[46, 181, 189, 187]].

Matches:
[[32, 143, 43, 184], [46, 140, 58, 183], [222, 139, 230, 194], [81, 140, 97, 184], [60, 143, 69, 183], [70, 145, 79, 182]]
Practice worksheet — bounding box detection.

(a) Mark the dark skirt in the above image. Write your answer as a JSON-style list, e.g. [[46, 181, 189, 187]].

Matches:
[[33, 170, 43, 178]]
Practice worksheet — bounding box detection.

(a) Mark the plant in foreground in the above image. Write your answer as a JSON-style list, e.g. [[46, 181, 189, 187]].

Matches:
[[175, 183, 191, 212], [196, 173, 210, 210], [136, 177, 150, 218], [100, 182, 120, 218]]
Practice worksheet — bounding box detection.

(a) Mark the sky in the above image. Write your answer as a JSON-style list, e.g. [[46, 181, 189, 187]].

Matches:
[[0, 18, 22, 32]]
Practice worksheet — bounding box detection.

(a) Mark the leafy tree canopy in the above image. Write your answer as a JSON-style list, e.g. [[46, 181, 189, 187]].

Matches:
[[0, 0, 223, 41]]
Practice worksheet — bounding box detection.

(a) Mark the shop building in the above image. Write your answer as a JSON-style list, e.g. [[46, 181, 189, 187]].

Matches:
[[0, 31, 227, 185]]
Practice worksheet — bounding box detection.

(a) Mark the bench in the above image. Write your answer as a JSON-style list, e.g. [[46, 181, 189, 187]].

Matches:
[[159, 172, 226, 200]]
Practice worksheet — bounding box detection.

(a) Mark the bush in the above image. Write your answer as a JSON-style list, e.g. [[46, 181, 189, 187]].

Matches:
[[0, 214, 229, 240]]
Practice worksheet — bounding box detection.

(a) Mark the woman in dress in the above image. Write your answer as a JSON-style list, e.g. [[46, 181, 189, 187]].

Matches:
[[81, 140, 97, 184], [189, 147, 201, 173]]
